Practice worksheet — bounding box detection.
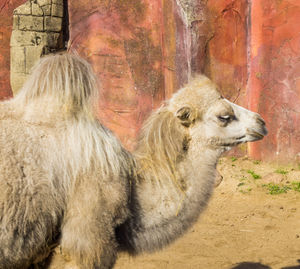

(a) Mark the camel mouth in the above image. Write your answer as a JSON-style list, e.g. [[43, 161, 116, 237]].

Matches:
[[247, 126, 268, 142], [218, 129, 266, 147], [215, 135, 246, 147], [252, 131, 264, 139]]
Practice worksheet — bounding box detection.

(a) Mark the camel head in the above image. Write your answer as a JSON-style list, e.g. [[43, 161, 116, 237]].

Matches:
[[169, 75, 267, 152]]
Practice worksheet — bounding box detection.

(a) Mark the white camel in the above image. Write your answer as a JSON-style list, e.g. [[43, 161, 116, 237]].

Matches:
[[0, 53, 267, 269]]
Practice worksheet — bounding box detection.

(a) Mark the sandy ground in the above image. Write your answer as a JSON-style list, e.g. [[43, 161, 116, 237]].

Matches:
[[114, 157, 300, 269]]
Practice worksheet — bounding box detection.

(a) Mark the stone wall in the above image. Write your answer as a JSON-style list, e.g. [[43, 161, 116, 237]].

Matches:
[[0, 0, 27, 99], [10, 0, 65, 94]]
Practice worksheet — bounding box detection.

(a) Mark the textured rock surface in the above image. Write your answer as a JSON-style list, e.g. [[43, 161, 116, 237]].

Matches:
[[204, 0, 249, 157], [248, 0, 300, 162], [68, 0, 208, 150], [10, 0, 65, 94], [68, 0, 163, 150], [205, 0, 248, 105], [1, 0, 299, 161]]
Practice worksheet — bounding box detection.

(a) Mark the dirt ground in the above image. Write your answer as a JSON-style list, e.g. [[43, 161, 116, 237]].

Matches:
[[114, 157, 300, 269]]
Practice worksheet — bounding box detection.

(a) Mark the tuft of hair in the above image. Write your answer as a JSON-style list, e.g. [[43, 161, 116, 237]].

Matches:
[[13, 52, 98, 119], [134, 106, 189, 185], [168, 74, 220, 118]]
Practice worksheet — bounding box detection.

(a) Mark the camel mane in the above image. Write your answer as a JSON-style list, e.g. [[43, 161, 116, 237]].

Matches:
[[134, 106, 189, 186]]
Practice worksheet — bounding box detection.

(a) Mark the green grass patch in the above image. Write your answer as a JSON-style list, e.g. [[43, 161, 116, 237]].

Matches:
[[253, 160, 261, 165], [247, 170, 261, 180], [231, 157, 237, 162], [262, 183, 291, 195], [275, 169, 288, 175], [260, 181, 300, 195], [239, 188, 252, 194], [291, 182, 300, 192]]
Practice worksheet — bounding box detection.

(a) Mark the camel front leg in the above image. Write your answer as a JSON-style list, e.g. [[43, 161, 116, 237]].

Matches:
[[58, 218, 118, 269], [51, 179, 119, 269]]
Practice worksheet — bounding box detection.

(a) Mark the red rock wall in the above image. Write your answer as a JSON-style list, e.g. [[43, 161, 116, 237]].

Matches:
[[248, 0, 300, 162], [68, 0, 209, 150], [68, 0, 165, 150], [205, 0, 249, 156], [2, 0, 300, 162], [205, 0, 248, 106], [0, 0, 27, 100]]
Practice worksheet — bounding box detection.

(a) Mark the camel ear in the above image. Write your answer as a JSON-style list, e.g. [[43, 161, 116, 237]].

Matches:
[[176, 106, 195, 127]]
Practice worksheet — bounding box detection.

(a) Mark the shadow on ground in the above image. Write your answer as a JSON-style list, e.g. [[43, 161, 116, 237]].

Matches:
[[231, 262, 271, 269], [230, 260, 300, 269], [281, 259, 300, 269]]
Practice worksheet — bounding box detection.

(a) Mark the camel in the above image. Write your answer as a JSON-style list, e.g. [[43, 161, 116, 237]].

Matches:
[[0, 53, 267, 269]]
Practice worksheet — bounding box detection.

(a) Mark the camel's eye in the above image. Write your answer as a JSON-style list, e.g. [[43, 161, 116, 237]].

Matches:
[[218, 115, 231, 123]]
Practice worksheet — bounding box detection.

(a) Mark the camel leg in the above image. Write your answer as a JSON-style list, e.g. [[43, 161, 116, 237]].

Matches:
[[0, 181, 62, 268], [56, 179, 119, 269], [0, 206, 60, 269], [46, 240, 117, 269]]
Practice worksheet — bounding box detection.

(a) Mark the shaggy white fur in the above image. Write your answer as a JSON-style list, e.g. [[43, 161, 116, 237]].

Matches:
[[0, 53, 267, 269], [0, 54, 132, 268]]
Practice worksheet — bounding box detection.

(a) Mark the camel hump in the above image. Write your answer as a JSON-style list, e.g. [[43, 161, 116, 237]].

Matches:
[[13, 53, 99, 118]]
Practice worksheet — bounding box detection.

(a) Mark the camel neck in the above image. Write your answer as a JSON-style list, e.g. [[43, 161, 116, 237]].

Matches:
[[117, 146, 219, 254]]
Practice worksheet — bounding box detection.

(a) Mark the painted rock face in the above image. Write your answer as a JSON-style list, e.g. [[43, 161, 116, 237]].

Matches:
[[2, 0, 300, 161]]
